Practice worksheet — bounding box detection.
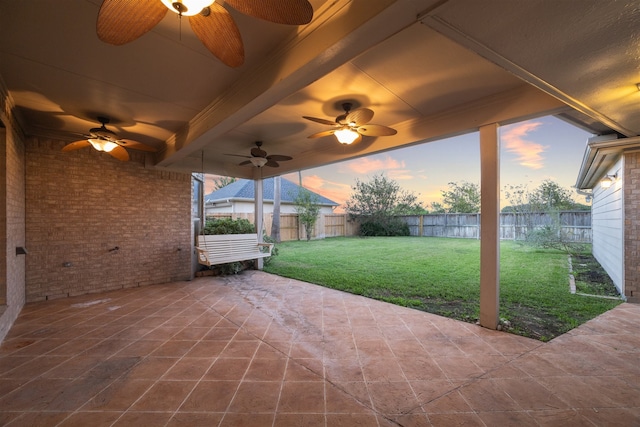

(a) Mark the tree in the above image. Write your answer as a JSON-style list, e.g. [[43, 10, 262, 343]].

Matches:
[[529, 179, 577, 211], [428, 202, 446, 214], [212, 176, 236, 190], [345, 173, 421, 236], [394, 203, 429, 215], [503, 180, 587, 213], [440, 181, 480, 213], [293, 188, 321, 241]]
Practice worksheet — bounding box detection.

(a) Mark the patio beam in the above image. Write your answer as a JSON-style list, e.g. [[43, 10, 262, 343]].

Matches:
[[156, 0, 408, 167], [479, 123, 500, 329]]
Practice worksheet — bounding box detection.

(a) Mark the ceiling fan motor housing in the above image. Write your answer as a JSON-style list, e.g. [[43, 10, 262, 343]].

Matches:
[[90, 127, 117, 141]]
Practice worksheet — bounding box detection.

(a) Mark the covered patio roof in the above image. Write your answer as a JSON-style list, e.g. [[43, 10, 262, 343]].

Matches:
[[1, 0, 639, 179]]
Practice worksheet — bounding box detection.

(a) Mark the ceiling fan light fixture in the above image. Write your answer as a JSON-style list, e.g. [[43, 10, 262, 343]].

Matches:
[[250, 157, 268, 168], [88, 138, 118, 153], [161, 0, 215, 16], [335, 127, 359, 145]]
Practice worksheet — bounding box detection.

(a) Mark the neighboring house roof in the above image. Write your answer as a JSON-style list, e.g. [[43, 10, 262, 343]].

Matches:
[[575, 135, 640, 189], [205, 177, 339, 207]]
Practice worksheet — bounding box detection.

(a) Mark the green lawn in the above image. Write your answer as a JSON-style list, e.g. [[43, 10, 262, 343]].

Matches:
[[264, 236, 622, 341]]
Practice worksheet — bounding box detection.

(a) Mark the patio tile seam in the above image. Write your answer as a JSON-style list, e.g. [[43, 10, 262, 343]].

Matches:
[[330, 295, 385, 421], [102, 351, 194, 425]]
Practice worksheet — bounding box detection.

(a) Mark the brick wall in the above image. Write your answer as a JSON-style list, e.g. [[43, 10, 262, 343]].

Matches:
[[624, 151, 639, 303], [25, 138, 192, 302], [0, 128, 5, 307], [0, 95, 27, 342]]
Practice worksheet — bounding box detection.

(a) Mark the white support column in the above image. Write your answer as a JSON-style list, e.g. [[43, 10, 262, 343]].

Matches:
[[479, 123, 500, 329], [254, 178, 264, 270]]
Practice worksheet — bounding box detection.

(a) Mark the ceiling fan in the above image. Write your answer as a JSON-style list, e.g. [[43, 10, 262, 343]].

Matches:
[[96, 0, 314, 68], [303, 102, 398, 145], [226, 141, 292, 168], [62, 117, 157, 162]]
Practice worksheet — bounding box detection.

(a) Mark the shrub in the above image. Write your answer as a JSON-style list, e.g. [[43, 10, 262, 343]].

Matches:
[[204, 217, 255, 235], [261, 233, 279, 266], [525, 224, 587, 255], [217, 262, 245, 275], [360, 218, 410, 236]]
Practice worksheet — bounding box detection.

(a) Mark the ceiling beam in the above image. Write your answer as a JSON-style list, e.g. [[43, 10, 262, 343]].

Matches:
[[155, 0, 442, 168]]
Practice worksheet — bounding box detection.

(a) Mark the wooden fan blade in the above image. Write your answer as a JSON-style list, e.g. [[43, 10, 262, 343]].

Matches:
[[108, 146, 130, 161], [239, 160, 252, 166], [302, 116, 338, 126], [97, 0, 167, 45], [267, 154, 292, 161], [265, 159, 280, 168], [118, 139, 157, 152], [345, 108, 374, 126], [251, 147, 267, 158], [225, 154, 252, 158], [357, 124, 398, 137], [62, 140, 91, 152], [307, 129, 337, 138], [308, 130, 337, 139], [225, 0, 313, 25], [190, 4, 244, 67]]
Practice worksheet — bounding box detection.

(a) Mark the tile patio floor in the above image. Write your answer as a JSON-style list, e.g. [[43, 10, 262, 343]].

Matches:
[[0, 271, 639, 426]]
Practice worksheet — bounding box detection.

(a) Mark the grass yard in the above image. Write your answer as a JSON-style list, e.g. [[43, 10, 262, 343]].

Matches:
[[264, 236, 622, 341]]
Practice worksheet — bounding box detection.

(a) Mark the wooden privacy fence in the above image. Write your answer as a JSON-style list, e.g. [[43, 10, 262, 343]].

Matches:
[[398, 211, 592, 242], [205, 213, 359, 241], [205, 211, 592, 243]]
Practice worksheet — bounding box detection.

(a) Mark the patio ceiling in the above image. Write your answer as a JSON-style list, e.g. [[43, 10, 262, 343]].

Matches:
[[1, 0, 639, 179]]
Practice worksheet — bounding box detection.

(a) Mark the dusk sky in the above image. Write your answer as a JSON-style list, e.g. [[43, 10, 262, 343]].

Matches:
[[207, 115, 593, 212]]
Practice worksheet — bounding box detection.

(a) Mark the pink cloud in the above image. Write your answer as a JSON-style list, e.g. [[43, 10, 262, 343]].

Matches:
[[296, 174, 352, 212], [388, 169, 414, 181], [501, 122, 548, 170], [346, 156, 405, 174]]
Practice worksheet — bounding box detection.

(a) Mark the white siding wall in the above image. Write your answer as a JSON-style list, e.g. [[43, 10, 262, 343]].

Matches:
[[206, 201, 334, 215], [591, 157, 624, 294]]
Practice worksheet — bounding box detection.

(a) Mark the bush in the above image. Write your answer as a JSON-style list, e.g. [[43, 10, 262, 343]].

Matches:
[[261, 233, 279, 266], [204, 217, 255, 235], [525, 225, 587, 255], [359, 218, 410, 236], [217, 262, 245, 275]]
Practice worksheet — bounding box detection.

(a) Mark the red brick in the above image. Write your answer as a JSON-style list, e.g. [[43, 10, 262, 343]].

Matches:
[[24, 138, 193, 302]]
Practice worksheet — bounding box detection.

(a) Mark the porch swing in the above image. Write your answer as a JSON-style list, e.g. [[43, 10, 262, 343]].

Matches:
[[194, 151, 273, 267]]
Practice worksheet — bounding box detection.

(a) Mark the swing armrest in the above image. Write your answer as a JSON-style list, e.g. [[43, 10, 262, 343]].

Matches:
[[257, 242, 274, 255]]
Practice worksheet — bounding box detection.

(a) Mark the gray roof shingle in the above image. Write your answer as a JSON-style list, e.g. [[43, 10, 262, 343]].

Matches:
[[205, 177, 338, 206]]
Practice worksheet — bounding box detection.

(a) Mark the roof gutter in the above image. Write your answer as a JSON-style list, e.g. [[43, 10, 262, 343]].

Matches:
[[575, 135, 640, 189]]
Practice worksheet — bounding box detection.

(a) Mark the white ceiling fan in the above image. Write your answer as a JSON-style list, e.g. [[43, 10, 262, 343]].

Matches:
[[62, 117, 157, 162], [303, 102, 398, 145], [226, 141, 292, 168]]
